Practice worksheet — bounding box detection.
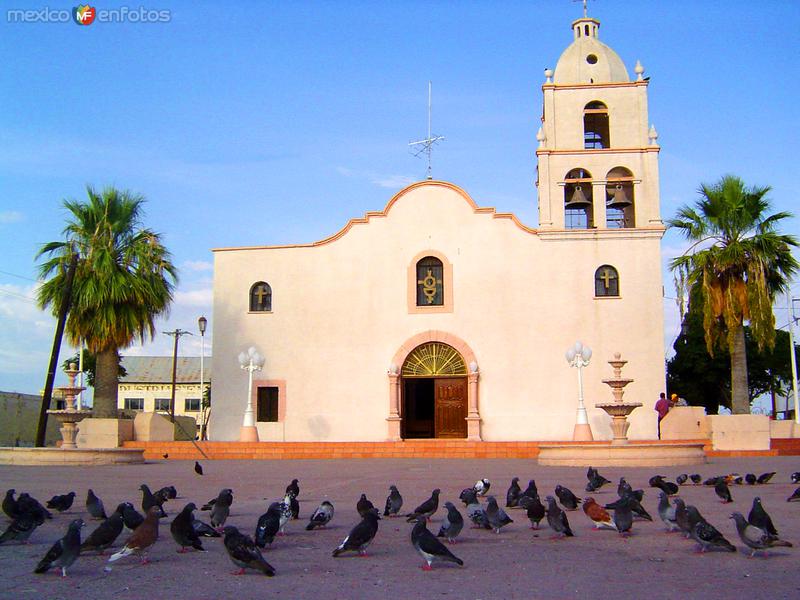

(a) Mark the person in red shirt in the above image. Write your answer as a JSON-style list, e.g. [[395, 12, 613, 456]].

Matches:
[[655, 392, 670, 439]]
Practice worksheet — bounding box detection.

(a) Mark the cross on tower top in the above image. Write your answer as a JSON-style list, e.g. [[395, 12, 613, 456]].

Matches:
[[573, 0, 591, 18]]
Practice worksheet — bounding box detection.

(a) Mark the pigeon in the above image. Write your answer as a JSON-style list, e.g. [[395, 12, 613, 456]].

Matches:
[[459, 487, 478, 507], [582, 497, 615, 530], [286, 493, 300, 520], [211, 500, 230, 531], [524, 494, 546, 529], [2, 489, 19, 519], [617, 478, 632, 498], [757, 472, 776, 485], [254, 502, 282, 548], [170, 503, 204, 553], [465, 495, 489, 529], [679, 504, 706, 540], [649, 476, 679, 496], [108, 506, 161, 564], [506, 477, 521, 508], [332, 508, 380, 557], [202, 488, 233, 512], [306, 500, 335, 530], [119, 502, 145, 531], [689, 474, 702, 485], [585, 469, 611, 493], [406, 489, 440, 522], [714, 480, 733, 503], [788, 487, 800, 502], [605, 493, 651, 522], [703, 476, 724, 486], [691, 519, 736, 553], [744, 473, 757, 485], [223, 526, 275, 576], [791, 472, 800, 485], [748, 497, 778, 536], [285, 479, 300, 498], [676, 474, 688, 486], [612, 497, 634, 536], [277, 499, 292, 535], [0, 513, 41, 545], [154, 486, 178, 502], [436, 502, 464, 543], [161, 453, 169, 460], [194, 461, 203, 475], [485, 496, 513, 533], [732, 476, 743, 485], [656, 491, 678, 532], [140, 484, 167, 518], [384, 485, 403, 517], [34, 518, 84, 577], [17, 493, 52, 521], [545, 496, 573, 538], [520, 480, 538, 502], [357, 494, 375, 518], [81, 509, 124, 554], [730, 512, 793, 557], [412, 517, 464, 570], [555, 485, 581, 510], [46, 492, 76, 513], [192, 518, 221, 537], [473, 479, 491, 496], [86, 489, 107, 520]]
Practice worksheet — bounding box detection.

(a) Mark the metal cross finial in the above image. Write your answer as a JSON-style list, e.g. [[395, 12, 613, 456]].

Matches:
[[409, 81, 445, 180]]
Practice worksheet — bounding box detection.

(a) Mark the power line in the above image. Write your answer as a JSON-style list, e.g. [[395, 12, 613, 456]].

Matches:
[[0, 288, 37, 303], [0, 269, 39, 283]]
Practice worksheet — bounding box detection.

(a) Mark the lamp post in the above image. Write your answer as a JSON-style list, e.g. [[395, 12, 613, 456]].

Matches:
[[566, 340, 594, 441], [238, 346, 264, 442], [198, 316, 207, 439], [788, 295, 799, 424]]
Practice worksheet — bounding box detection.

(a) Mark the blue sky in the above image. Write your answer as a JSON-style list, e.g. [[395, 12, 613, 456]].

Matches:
[[1, 1, 799, 399]]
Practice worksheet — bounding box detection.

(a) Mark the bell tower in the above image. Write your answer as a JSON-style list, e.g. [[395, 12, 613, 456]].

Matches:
[[536, 12, 661, 231]]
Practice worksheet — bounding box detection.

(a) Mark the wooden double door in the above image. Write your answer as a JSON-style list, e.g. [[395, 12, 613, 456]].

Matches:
[[402, 377, 467, 439]]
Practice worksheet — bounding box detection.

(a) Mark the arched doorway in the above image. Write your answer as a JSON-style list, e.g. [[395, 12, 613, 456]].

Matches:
[[401, 342, 468, 438]]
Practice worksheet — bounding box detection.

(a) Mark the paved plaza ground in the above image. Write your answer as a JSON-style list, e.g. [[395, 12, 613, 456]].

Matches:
[[1, 456, 799, 600]]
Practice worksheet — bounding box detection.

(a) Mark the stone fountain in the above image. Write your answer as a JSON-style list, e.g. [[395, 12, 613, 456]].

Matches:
[[596, 353, 642, 445], [47, 363, 91, 448]]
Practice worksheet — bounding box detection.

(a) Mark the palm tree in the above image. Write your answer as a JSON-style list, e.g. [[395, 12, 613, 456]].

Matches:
[[669, 175, 798, 414], [37, 186, 178, 418]]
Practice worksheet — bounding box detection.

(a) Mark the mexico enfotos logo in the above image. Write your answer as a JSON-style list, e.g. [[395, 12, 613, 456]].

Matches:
[[7, 5, 171, 24]]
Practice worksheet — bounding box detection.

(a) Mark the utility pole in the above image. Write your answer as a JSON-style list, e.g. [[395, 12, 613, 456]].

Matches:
[[36, 253, 78, 447], [164, 329, 192, 423]]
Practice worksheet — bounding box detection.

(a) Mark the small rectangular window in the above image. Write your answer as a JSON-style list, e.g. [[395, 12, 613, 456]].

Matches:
[[155, 398, 171, 412], [257, 386, 279, 422], [184, 398, 201, 412], [124, 397, 144, 411]]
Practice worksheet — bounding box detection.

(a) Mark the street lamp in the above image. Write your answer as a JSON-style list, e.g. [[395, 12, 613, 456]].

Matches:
[[566, 340, 594, 441], [788, 296, 799, 424], [238, 346, 264, 442], [198, 316, 208, 440]]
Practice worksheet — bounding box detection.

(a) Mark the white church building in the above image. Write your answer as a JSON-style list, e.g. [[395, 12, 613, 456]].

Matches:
[[208, 13, 666, 443]]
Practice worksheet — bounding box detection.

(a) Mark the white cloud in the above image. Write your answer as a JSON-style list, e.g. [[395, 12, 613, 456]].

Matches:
[[182, 260, 213, 272], [0, 211, 23, 224], [174, 287, 213, 308], [370, 174, 416, 189]]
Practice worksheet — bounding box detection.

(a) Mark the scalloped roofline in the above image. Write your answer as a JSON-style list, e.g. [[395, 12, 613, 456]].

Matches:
[[212, 180, 538, 252]]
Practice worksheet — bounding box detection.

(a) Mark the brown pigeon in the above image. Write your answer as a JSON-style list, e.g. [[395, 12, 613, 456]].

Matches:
[[582, 497, 615, 530], [108, 506, 160, 564]]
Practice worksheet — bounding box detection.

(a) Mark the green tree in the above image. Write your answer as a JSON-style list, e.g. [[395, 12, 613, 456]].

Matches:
[[669, 175, 798, 414], [37, 186, 178, 418], [61, 350, 126, 388]]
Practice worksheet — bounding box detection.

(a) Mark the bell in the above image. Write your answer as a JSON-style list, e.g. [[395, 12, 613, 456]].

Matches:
[[607, 183, 632, 209], [565, 184, 591, 207]]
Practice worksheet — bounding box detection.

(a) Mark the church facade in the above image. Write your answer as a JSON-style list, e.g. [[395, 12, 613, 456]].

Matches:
[[209, 14, 666, 442]]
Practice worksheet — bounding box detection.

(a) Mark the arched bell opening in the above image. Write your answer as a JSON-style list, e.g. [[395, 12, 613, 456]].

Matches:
[[564, 168, 594, 229], [605, 167, 635, 228], [584, 101, 610, 149]]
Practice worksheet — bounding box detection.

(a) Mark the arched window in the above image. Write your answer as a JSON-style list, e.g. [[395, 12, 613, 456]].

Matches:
[[564, 168, 593, 229], [584, 101, 610, 149], [416, 257, 444, 306], [605, 167, 635, 228], [250, 281, 272, 312], [595, 265, 619, 297]]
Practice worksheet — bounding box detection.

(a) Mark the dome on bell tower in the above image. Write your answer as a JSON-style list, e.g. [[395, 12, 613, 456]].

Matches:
[[552, 18, 629, 84]]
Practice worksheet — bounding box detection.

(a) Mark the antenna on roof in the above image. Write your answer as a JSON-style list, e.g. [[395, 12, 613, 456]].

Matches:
[[573, 0, 591, 18], [409, 81, 445, 181]]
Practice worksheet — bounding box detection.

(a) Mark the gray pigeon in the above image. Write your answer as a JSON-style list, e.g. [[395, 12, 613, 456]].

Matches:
[[466, 497, 489, 529], [657, 491, 678, 532], [506, 478, 521, 508], [46, 492, 76, 513], [691, 519, 736, 553], [525, 495, 546, 529], [676, 474, 688, 486], [254, 502, 282, 547], [612, 497, 633, 536], [34, 518, 84, 577], [306, 500, 335, 530], [140, 484, 167, 518], [332, 508, 380, 557], [0, 513, 41, 545], [119, 502, 144, 530], [748, 497, 777, 536], [192, 518, 221, 538], [730, 512, 793, 557], [211, 501, 230, 531], [555, 485, 581, 510], [436, 502, 464, 543], [485, 496, 513, 533], [86, 489, 106, 520], [81, 508, 124, 554], [357, 494, 375, 518], [223, 526, 275, 576], [406, 489, 440, 522], [384, 486, 403, 517], [412, 517, 464, 570], [170, 503, 204, 553], [714, 480, 733, 503], [545, 496, 573, 538]]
